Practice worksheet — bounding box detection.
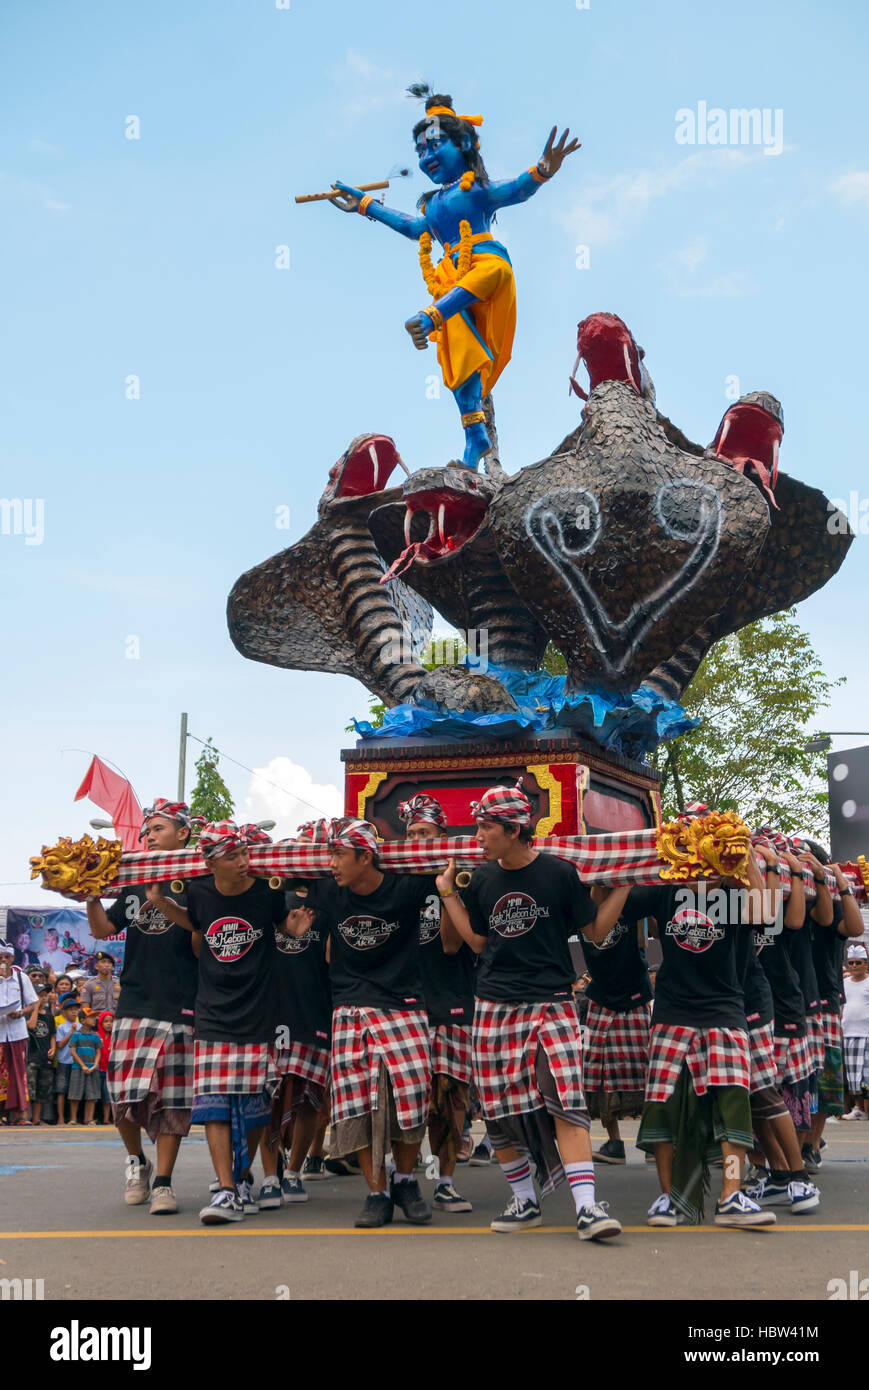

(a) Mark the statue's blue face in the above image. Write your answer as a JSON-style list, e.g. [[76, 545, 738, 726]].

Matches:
[[414, 128, 468, 186]]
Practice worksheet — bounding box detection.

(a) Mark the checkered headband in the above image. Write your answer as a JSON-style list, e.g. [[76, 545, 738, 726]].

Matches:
[[327, 817, 379, 854], [470, 779, 531, 826], [677, 801, 709, 822], [398, 794, 447, 830], [752, 826, 791, 853], [139, 798, 194, 840], [296, 818, 332, 842], [198, 820, 273, 859]]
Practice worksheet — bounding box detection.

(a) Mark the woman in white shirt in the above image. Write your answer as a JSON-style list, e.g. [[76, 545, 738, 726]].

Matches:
[[0, 939, 38, 1123]]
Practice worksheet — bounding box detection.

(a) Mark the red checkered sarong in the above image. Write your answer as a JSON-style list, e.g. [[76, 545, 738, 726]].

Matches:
[[430, 1024, 473, 1085], [583, 1002, 650, 1093], [274, 1038, 330, 1088], [645, 1024, 750, 1103], [820, 1008, 843, 1052], [193, 1039, 279, 1097], [747, 1021, 778, 1093], [330, 1007, 430, 1130], [773, 1031, 813, 1085], [473, 999, 585, 1119], [108, 1018, 194, 1108], [807, 1013, 825, 1073]]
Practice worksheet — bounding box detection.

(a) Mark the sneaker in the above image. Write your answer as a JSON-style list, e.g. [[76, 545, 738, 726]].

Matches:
[[281, 1174, 309, 1204], [801, 1144, 822, 1174], [714, 1191, 776, 1227], [257, 1177, 283, 1210], [592, 1138, 626, 1165], [433, 1182, 473, 1213], [644, 1151, 656, 1163], [647, 1193, 682, 1227], [301, 1155, 327, 1179], [390, 1176, 432, 1224], [743, 1163, 768, 1185], [237, 1179, 259, 1213], [456, 1135, 473, 1164], [208, 1178, 221, 1194], [743, 1177, 791, 1206], [788, 1179, 820, 1213], [149, 1185, 178, 1215], [124, 1156, 153, 1206], [490, 1195, 542, 1232], [354, 1192, 393, 1228], [841, 1107, 866, 1121], [577, 1202, 622, 1240], [324, 1155, 361, 1177], [200, 1188, 244, 1224], [470, 1142, 493, 1166]]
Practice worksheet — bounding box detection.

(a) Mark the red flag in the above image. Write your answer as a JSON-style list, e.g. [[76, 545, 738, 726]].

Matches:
[[74, 756, 142, 852]]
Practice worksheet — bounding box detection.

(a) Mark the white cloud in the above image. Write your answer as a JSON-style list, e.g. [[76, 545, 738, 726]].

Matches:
[[242, 757, 343, 839], [28, 138, 61, 157], [560, 149, 762, 246], [658, 237, 754, 299], [327, 50, 408, 124], [830, 171, 869, 208]]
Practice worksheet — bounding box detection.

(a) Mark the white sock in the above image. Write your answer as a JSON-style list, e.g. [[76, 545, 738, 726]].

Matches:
[[499, 1153, 536, 1204], [565, 1161, 596, 1214], [393, 1171, 413, 1184]]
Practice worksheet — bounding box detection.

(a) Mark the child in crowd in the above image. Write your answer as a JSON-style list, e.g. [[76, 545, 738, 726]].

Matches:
[[68, 1010, 102, 1125], [26, 984, 57, 1124], [97, 1012, 114, 1124], [54, 994, 80, 1125]]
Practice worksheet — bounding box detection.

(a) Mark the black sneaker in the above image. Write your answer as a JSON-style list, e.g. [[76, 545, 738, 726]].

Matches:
[[577, 1202, 622, 1240], [354, 1193, 394, 1228], [470, 1142, 494, 1166], [301, 1155, 327, 1180], [801, 1144, 822, 1175], [199, 1188, 244, 1225], [325, 1155, 362, 1177], [592, 1138, 626, 1165], [390, 1176, 432, 1224], [433, 1181, 473, 1213], [490, 1195, 542, 1232]]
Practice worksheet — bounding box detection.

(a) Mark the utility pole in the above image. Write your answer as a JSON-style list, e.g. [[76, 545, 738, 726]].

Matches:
[[178, 712, 188, 802]]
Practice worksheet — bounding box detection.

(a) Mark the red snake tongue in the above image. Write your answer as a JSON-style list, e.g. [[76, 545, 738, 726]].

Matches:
[[380, 541, 423, 583]]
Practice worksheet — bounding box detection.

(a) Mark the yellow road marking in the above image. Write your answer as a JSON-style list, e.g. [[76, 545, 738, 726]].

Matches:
[[2, 1224, 868, 1239]]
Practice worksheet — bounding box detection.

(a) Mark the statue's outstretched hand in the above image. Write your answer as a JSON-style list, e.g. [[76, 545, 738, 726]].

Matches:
[[538, 127, 581, 178], [330, 180, 364, 213]]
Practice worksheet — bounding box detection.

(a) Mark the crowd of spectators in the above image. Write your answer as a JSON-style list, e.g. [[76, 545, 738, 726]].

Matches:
[[0, 942, 118, 1126]]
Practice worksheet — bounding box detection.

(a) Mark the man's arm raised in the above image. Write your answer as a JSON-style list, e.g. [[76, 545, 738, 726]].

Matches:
[[436, 860, 487, 956]]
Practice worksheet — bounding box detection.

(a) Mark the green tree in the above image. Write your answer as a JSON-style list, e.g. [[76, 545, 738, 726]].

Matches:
[[189, 737, 234, 828], [649, 610, 843, 836]]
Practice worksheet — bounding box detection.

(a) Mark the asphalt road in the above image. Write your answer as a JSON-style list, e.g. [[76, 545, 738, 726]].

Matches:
[[1, 1120, 866, 1301]]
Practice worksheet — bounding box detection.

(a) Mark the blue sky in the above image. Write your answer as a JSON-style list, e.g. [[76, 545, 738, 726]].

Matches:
[[2, 0, 868, 904]]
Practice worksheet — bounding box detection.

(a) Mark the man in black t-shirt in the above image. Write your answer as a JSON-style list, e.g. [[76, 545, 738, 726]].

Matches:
[[798, 840, 864, 1168], [306, 817, 436, 1230], [147, 819, 313, 1225], [438, 781, 632, 1242], [400, 793, 475, 1215], [265, 817, 334, 1207], [87, 797, 200, 1216], [633, 842, 778, 1229], [582, 888, 652, 1165]]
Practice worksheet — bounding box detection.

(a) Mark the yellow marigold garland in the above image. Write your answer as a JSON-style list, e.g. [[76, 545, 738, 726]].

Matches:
[[417, 172, 476, 311]]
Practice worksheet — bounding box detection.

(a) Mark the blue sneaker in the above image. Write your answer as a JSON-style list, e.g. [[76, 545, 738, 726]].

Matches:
[[281, 1174, 309, 1204], [714, 1191, 776, 1227], [257, 1177, 282, 1210]]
